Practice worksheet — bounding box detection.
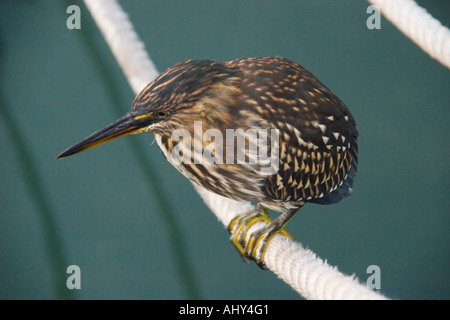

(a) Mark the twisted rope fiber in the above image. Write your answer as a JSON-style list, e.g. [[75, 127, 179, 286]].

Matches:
[[368, 0, 450, 69], [196, 186, 385, 300], [84, 0, 388, 299]]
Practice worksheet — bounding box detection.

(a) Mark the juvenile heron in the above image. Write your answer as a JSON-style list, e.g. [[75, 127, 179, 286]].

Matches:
[[57, 57, 358, 267]]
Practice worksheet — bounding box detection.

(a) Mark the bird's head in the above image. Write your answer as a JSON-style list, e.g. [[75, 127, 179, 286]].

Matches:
[[57, 59, 238, 159]]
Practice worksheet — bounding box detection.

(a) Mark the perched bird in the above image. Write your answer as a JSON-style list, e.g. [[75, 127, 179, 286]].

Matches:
[[57, 57, 358, 267]]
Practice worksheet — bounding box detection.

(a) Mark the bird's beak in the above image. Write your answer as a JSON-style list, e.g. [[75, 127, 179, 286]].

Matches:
[[57, 111, 155, 159]]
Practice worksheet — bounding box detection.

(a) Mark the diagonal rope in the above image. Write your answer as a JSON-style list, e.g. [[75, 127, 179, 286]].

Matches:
[[194, 186, 387, 300], [83, 0, 388, 299], [368, 0, 450, 69]]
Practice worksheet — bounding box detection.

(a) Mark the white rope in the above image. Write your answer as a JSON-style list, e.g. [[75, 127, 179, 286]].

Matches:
[[83, 0, 159, 93], [83, 0, 388, 299], [368, 0, 450, 69]]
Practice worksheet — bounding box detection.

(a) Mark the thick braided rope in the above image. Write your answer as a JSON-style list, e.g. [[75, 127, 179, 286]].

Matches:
[[84, 0, 159, 93], [195, 186, 387, 300], [368, 0, 450, 69], [83, 0, 388, 299]]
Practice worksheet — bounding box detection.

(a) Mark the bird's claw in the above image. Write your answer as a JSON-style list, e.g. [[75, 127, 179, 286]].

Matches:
[[228, 207, 294, 268]]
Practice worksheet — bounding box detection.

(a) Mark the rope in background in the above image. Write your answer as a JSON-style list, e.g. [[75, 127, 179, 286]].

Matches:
[[368, 0, 450, 70], [83, 0, 388, 299], [83, 0, 159, 93]]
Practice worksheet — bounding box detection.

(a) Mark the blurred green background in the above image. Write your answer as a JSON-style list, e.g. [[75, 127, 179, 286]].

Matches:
[[0, 0, 449, 300]]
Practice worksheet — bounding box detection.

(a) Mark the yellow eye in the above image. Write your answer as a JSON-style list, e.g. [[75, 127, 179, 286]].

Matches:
[[157, 111, 168, 118]]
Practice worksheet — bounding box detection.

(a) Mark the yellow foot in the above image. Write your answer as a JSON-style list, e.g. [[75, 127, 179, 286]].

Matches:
[[228, 207, 294, 268]]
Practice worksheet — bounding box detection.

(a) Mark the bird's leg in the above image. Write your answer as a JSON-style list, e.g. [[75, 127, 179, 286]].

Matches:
[[228, 205, 298, 268]]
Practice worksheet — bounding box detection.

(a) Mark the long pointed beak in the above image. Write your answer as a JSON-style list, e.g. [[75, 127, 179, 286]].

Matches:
[[57, 112, 154, 159]]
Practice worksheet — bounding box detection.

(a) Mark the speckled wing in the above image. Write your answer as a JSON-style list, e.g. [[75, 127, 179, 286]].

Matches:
[[232, 57, 358, 207]]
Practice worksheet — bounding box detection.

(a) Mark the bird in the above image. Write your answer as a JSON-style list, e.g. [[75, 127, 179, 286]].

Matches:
[[57, 56, 358, 267]]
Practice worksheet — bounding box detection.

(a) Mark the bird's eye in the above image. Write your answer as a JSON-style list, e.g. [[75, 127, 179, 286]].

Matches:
[[157, 111, 169, 118]]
